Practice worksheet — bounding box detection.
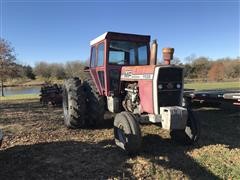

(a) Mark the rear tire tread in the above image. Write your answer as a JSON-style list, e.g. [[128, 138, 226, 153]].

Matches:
[[82, 73, 105, 126], [62, 78, 86, 129]]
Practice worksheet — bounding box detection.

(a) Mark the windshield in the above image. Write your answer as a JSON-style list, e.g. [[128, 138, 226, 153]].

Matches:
[[109, 40, 148, 65]]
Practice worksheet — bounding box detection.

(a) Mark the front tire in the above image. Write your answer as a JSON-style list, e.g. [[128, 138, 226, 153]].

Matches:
[[170, 109, 201, 145], [62, 78, 86, 128], [114, 112, 142, 154]]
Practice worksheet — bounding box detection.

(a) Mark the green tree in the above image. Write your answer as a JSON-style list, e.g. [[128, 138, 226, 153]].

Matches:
[[183, 64, 193, 78], [191, 57, 211, 80], [23, 65, 36, 80], [224, 59, 240, 79]]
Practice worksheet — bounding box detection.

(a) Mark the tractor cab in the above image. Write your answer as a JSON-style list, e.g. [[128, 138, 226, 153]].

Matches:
[[89, 32, 151, 96]]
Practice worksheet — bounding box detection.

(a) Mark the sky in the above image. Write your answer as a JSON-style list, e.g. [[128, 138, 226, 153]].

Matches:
[[0, 0, 239, 66]]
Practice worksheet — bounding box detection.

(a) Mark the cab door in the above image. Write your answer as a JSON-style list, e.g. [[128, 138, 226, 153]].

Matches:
[[89, 42, 106, 96]]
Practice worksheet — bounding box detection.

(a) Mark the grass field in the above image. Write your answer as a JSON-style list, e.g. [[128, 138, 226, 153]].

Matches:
[[0, 99, 239, 179], [0, 94, 39, 101], [185, 81, 240, 90]]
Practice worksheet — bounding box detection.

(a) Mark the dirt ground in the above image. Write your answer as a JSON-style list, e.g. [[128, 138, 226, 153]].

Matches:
[[0, 99, 239, 179]]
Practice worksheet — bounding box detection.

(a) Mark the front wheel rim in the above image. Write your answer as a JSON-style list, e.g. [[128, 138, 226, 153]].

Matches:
[[117, 124, 127, 144]]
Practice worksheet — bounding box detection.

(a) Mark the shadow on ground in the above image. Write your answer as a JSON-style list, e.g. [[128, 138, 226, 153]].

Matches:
[[0, 100, 239, 179], [0, 140, 128, 179], [194, 107, 240, 149], [0, 138, 220, 179], [141, 134, 219, 179]]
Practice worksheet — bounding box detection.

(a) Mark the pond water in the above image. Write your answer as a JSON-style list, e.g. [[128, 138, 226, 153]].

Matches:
[[0, 86, 41, 96]]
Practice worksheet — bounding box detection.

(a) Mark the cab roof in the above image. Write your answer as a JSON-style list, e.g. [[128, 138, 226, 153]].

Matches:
[[90, 32, 151, 46]]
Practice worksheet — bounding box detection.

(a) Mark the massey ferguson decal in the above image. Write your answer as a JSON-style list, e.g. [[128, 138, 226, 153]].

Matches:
[[121, 71, 153, 80], [124, 71, 132, 78]]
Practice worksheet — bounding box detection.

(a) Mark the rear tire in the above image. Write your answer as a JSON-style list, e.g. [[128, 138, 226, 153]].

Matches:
[[62, 78, 86, 128], [114, 112, 142, 154], [170, 109, 201, 145], [82, 76, 105, 126]]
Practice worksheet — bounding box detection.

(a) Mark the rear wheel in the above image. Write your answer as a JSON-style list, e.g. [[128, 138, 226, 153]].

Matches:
[[82, 76, 105, 126], [114, 112, 142, 154], [170, 109, 201, 145], [62, 78, 86, 128]]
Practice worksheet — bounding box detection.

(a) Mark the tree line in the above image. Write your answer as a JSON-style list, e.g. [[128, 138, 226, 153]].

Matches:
[[183, 56, 240, 82], [33, 57, 240, 82], [0, 38, 88, 84], [33, 61, 88, 80], [1, 37, 239, 93]]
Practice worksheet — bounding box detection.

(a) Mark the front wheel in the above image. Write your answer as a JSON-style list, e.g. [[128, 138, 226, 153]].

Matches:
[[170, 109, 201, 145], [114, 112, 142, 154]]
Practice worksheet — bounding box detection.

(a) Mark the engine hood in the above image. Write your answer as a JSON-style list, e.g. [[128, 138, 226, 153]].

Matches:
[[121, 65, 155, 81], [120, 65, 182, 81]]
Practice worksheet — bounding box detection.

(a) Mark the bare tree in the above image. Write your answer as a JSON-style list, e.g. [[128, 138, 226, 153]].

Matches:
[[64, 60, 88, 80], [34, 62, 51, 79], [49, 63, 66, 80], [208, 62, 225, 81], [0, 38, 17, 96], [184, 54, 196, 64]]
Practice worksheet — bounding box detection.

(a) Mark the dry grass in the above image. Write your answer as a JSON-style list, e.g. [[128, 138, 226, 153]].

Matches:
[[0, 99, 239, 179]]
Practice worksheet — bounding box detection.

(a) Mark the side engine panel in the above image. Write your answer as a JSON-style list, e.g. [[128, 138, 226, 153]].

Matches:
[[121, 65, 155, 114], [121, 81, 154, 114]]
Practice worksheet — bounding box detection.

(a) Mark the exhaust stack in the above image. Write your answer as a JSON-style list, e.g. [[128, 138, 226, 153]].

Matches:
[[162, 47, 174, 65], [150, 40, 158, 65]]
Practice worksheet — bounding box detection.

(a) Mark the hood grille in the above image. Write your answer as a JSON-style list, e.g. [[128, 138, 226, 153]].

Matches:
[[157, 67, 183, 107]]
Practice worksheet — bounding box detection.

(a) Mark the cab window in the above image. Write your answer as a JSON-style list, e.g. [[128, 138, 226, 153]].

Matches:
[[97, 43, 104, 66], [91, 47, 96, 67], [109, 40, 148, 65], [138, 45, 147, 65]]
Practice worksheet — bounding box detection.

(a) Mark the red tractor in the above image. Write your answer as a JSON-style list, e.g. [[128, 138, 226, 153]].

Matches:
[[62, 32, 200, 154]]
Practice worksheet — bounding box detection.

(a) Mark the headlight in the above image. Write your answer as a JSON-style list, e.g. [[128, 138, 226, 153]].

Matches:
[[176, 83, 181, 89], [158, 84, 163, 89]]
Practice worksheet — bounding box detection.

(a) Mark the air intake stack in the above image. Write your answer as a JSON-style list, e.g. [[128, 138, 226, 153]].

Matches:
[[162, 47, 174, 65]]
